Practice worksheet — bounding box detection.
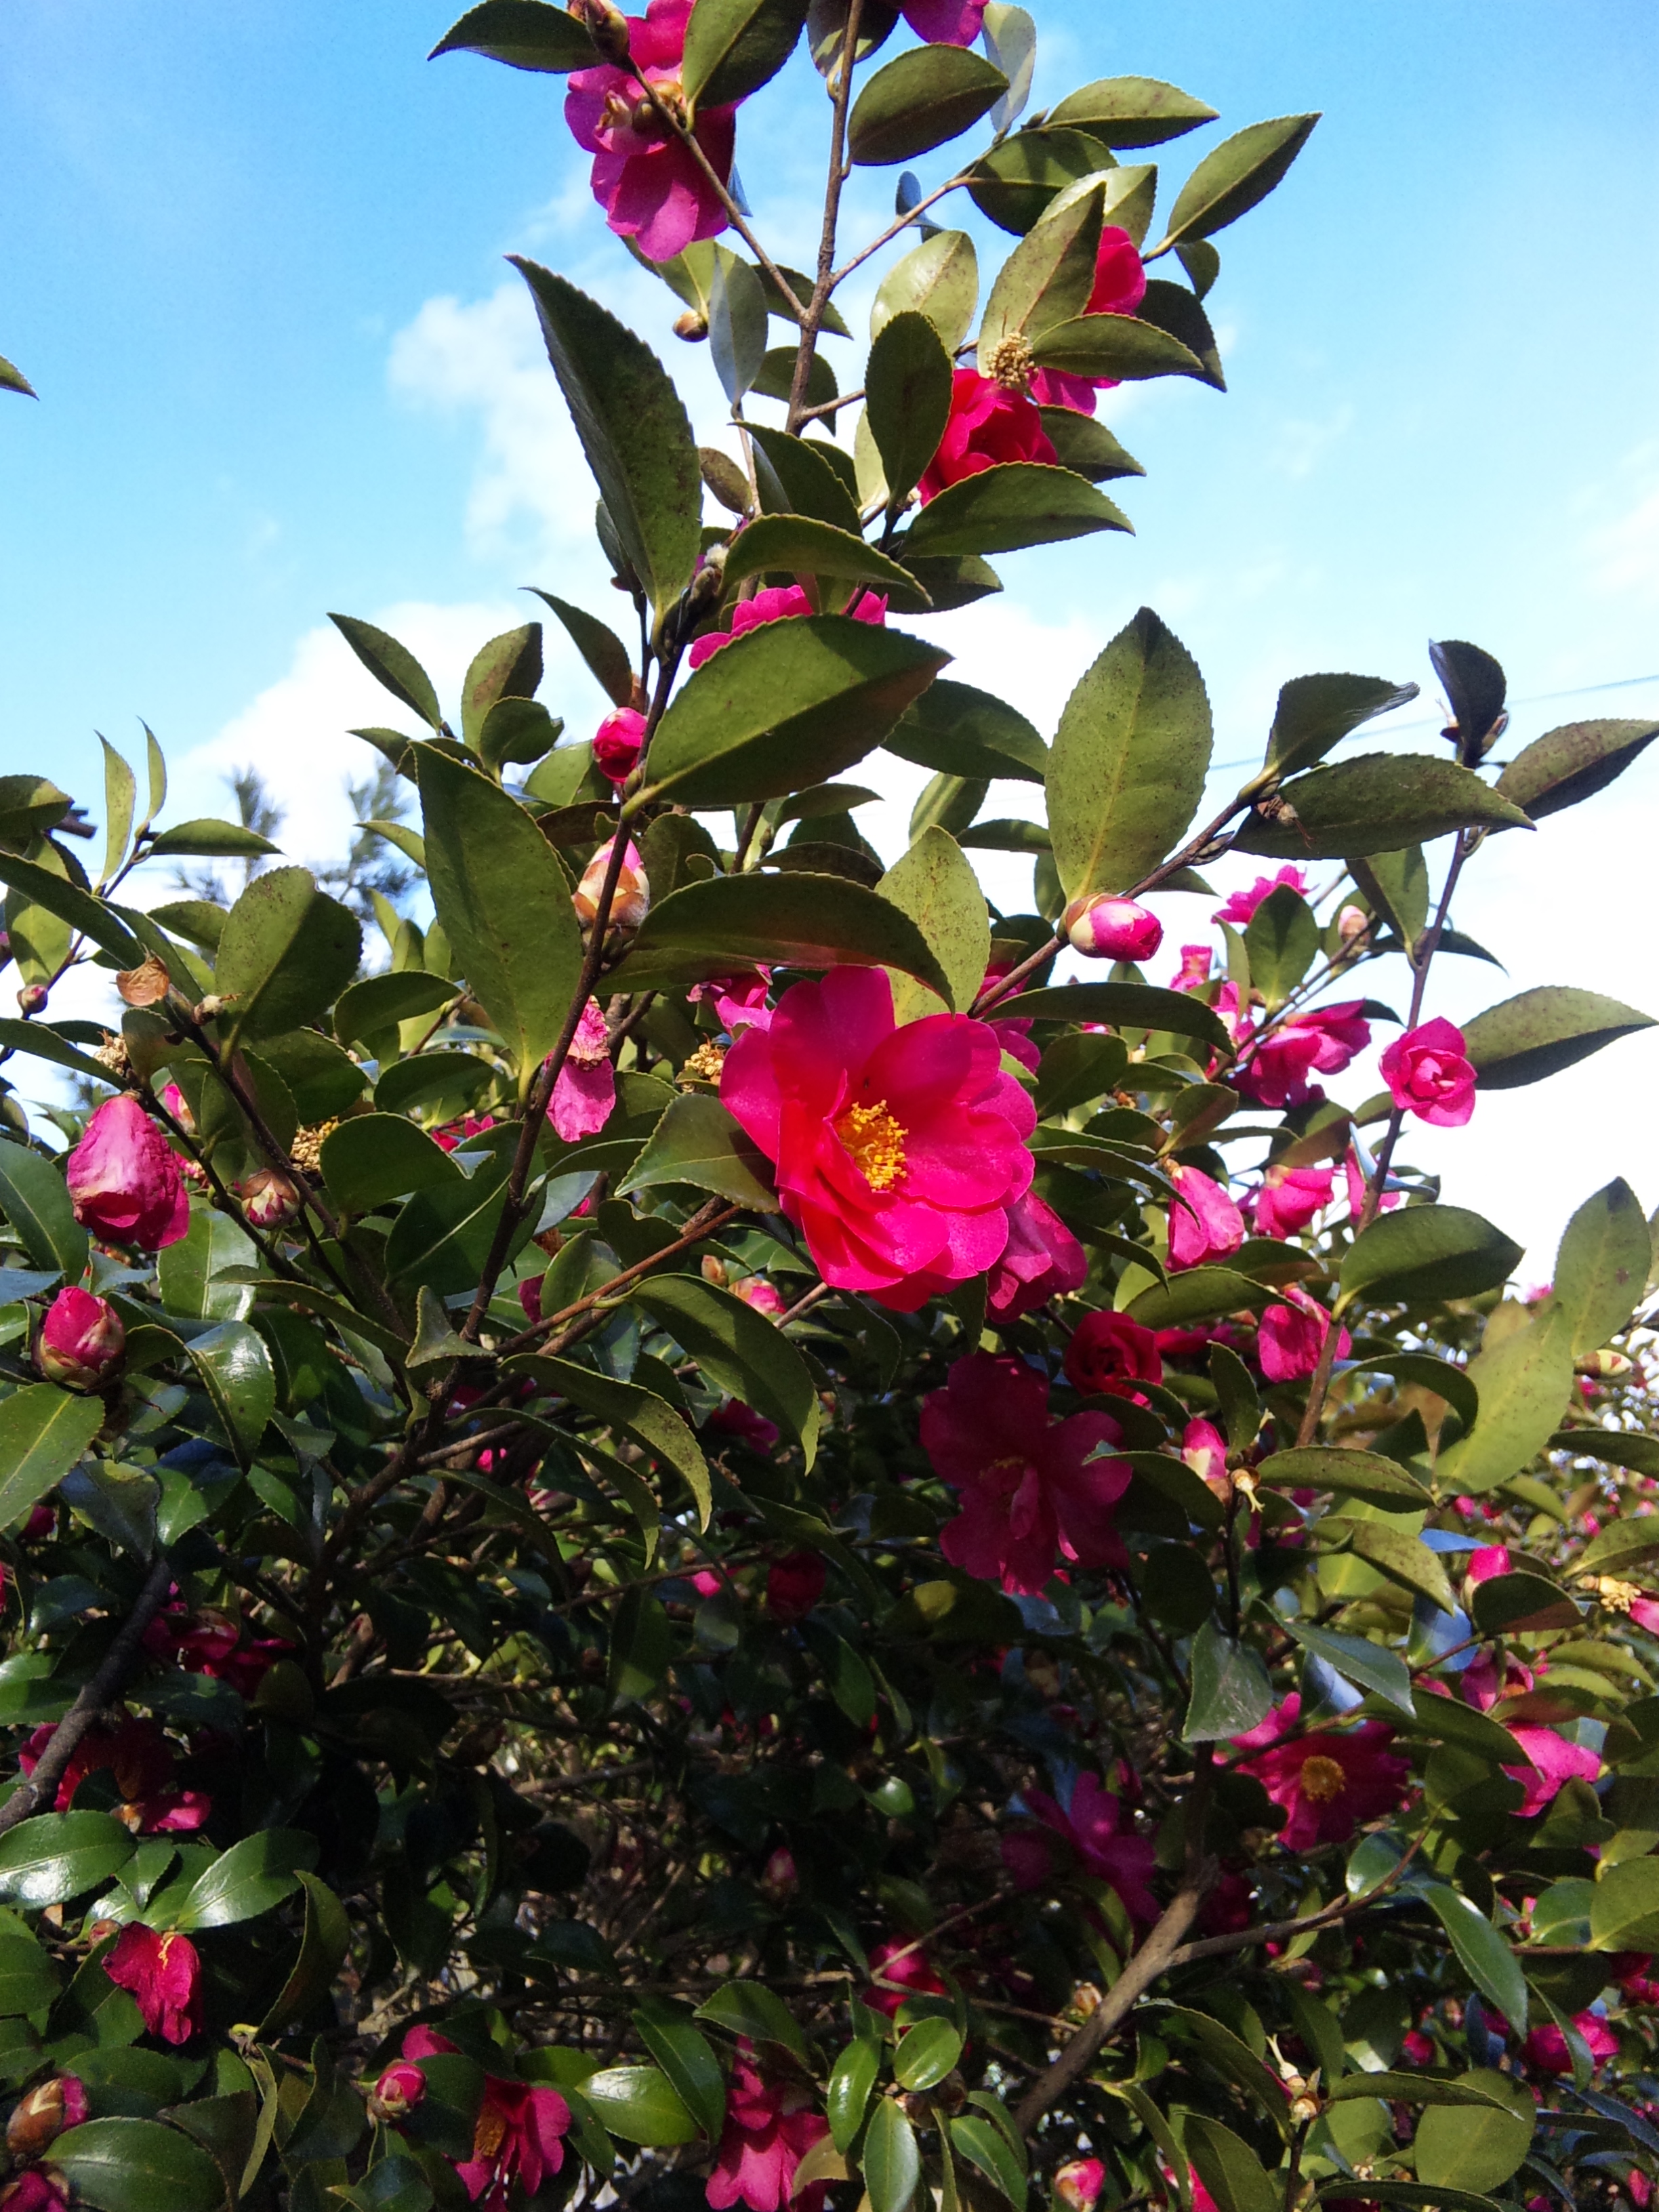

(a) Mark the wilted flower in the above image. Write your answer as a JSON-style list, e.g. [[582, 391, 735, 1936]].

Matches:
[[766, 1552, 825, 1623], [1167, 1163, 1245, 1271], [1061, 893, 1163, 962], [1027, 226, 1148, 413], [987, 1189, 1087, 1322], [592, 706, 647, 785], [36, 1286, 125, 1391], [1380, 1017, 1477, 1127], [918, 371, 1058, 503], [689, 585, 886, 670], [549, 1000, 617, 1143], [924, 1351, 1130, 1595], [1002, 1769, 1158, 1922], [1063, 1310, 1162, 1399], [104, 1922, 202, 2044], [5, 2077, 87, 2157], [573, 836, 650, 939], [707, 2047, 829, 2212], [65, 1094, 189, 1250], [1233, 1696, 1411, 1847]]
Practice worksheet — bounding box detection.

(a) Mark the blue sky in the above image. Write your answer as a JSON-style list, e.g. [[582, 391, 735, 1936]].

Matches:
[[1, 0, 1656, 1267]]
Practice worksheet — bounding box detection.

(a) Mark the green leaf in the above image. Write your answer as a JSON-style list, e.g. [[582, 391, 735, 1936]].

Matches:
[[155, 1207, 256, 1322], [186, 1320, 276, 1467], [508, 1355, 712, 1526], [257, 1027, 367, 1123], [683, 0, 808, 109], [0, 1812, 135, 1906], [1233, 753, 1532, 859], [872, 230, 980, 352], [0, 853, 147, 967], [62, 1460, 158, 1558], [1265, 672, 1420, 778], [414, 742, 582, 1095], [866, 312, 954, 511], [614, 1091, 777, 1210], [1029, 313, 1206, 382], [1345, 1352, 1479, 1435], [429, 0, 597, 70], [1000, 980, 1231, 1052], [1040, 407, 1145, 485], [1126, 1266, 1269, 1330], [0, 1138, 89, 1277], [894, 2018, 963, 2091], [614, 873, 953, 1005], [1182, 2115, 1278, 2212], [98, 738, 138, 888], [1285, 1620, 1413, 1717], [527, 590, 635, 708], [1257, 1446, 1429, 1511], [213, 867, 361, 1046], [513, 260, 701, 626], [1412, 2069, 1534, 2191], [0, 1017, 115, 1086], [720, 515, 918, 598], [1185, 1618, 1271, 1740], [1460, 984, 1655, 1089], [828, 2037, 880, 2153], [901, 462, 1130, 558], [580, 2064, 696, 2147], [861, 2098, 920, 2212], [1470, 1570, 1579, 1636], [633, 1273, 821, 1466], [319, 1115, 462, 1216], [632, 1997, 726, 2139], [0, 775, 72, 842], [259, 1870, 350, 2039], [1436, 1307, 1575, 1498], [1495, 715, 1659, 821], [0, 1384, 104, 1529], [478, 695, 558, 775], [1550, 1176, 1650, 1353], [876, 827, 990, 1019], [948, 2114, 1024, 2205], [1242, 883, 1317, 1008], [0, 354, 37, 398], [459, 622, 544, 755], [886, 679, 1046, 784], [333, 969, 455, 1049], [146, 818, 282, 859], [52, 2118, 225, 2212], [1161, 113, 1320, 245], [708, 247, 769, 406], [165, 1828, 317, 1932], [643, 614, 949, 809], [749, 424, 863, 533], [0, 1931, 59, 2015], [1403, 1688, 1521, 1769], [1333, 1519, 1456, 1613], [329, 614, 443, 728], [1577, 1515, 1659, 1578], [1589, 1855, 1659, 1950], [695, 1978, 809, 2062], [966, 129, 1111, 236], [1048, 606, 1212, 901], [385, 1158, 520, 1300], [1340, 1205, 1523, 1308], [848, 44, 1006, 166], [980, 173, 1109, 355], [1047, 74, 1218, 147]]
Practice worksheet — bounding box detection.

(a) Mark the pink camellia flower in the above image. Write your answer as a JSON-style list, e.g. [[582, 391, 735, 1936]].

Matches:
[[369, 2060, 428, 2123], [593, 706, 647, 785], [918, 371, 1059, 504], [549, 1000, 617, 1143], [766, 1551, 825, 1622], [142, 1607, 297, 1700], [435, 1115, 498, 1155], [1172, 945, 1212, 994], [238, 1168, 302, 1230], [1465, 1544, 1513, 1586], [1237, 1001, 1372, 1110], [1213, 867, 1309, 927], [1063, 1310, 1162, 1400], [720, 968, 1034, 1312], [105, 1923, 202, 2044], [865, 1938, 945, 2018], [706, 1400, 780, 1452], [0, 2174, 71, 2212], [565, 1, 738, 262], [1380, 1017, 1477, 1128], [1061, 893, 1163, 963], [21, 1715, 208, 1835], [1399, 2029, 1435, 2067], [1233, 1696, 1411, 1848], [1503, 1726, 1602, 1818], [455, 2076, 571, 2212], [573, 836, 650, 938], [689, 586, 886, 671], [1181, 1418, 1229, 1498], [690, 970, 775, 1035], [36, 1286, 125, 1391], [1053, 2160, 1106, 2212], [1166, 1163, 1245, 1271], [1343, 1147, 1401, 1220], [1257, 1285, 1351, 1383], [897, 0, 986, 43], [987, 1189, 1087, 1322], [708, 2047, 829, 2212], [923, 1351, 1130, 1597], [760, 1847, 798, 1902], [65, 1093, 189, 1250], [1028, 226, 1149, 414], [5, 2076, 89, 2158], [1524, 2011, 1619, 2076], [735, 1277, 787, 1319], [1001, 1770, 1158, 1923], [1249, 1164, 1333, 1241]]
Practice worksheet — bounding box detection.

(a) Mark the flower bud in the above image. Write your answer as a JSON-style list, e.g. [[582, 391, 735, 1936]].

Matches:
[[1054, 2160, 1105, 2212], [577, 0, 632, 64], [368, 2060, 427, 2124], [592, 707, 647, 787], [760, 1846, 798, 1902], [237, 1168, 302, 1229], [16, 983, 47, 1016], [673, 310, 710, 342], [7, 2077, 88, 2157], [36, 1288, 125, 1391], [572, 838, 650, 941], [1062, 893, 1163, 962]]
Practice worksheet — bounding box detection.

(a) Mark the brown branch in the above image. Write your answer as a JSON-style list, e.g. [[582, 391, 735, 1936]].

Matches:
[[787, 0, 864, 433]]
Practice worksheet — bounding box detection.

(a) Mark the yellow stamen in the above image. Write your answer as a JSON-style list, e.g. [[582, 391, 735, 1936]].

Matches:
[[1595, 1576, 1642, 1614], [836, 1099, 907, 1192], [1299, 1755, 1347, 1805]]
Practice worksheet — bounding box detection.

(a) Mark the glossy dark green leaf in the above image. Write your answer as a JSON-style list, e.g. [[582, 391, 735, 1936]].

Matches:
[[886, 680, 1046, 784], [708, 247, 769, 406], [0, 355, 37, 398], [321, 1115, 463, 1216], [683, 0, 808, 108], [894, 2017, 963, 2091], [1185, 1618, 1271, 1740], [0, 777, 71, 844], [1436, 1306, 1576, 1498], [1030, 313, 1204, 381], [1257, 1446, 1430, 1511], [581, 2064, 696, 2147], [1550, 1176, 1650, 1353], [186, 1321, 277, 1467], [642, 614, 949, 808], [1162, 112, 1320, 245], [257, 1027, 367, 1122], [329, 613, 443, 728], [861, 2097, 920, 2212], [901, 463, 1130, 558], [1039, 407, 1145, 484], [1344, 1353, 1479, 1435], [375, 1048, 497, 1120], [615, 872, 952, 1006], [166, 1828, 317, 1931], [1182, 2116, 1277, 2212], [949, 2114, 1024, 2205], [631, 1998, 727, 2139], [1470, 1570, 1578, 1635], [1495, 715, 1659, 822], [1413, 2090, 1532, 2194], [1335, 1519, 1456, 1614], [1231, 752, 1532, 859], [415, 743, 583, 1094], [430, 0, 598, 70], [527, 590, 635, 708], [1047, 73, 1218, 146], [1264, 672, 1420, 777], [508, 1355, 712, 1525], [0, 1932, 60, 2015], [871, 229, 979, 348], [848, 45, 1007, 166], [1589, 1856, 1659, 1950], [827, 2037, 880, 2153], [695, 1978, 810, 2062], [720, 516, 918, 598], [999, 981, 1231, 1051], [333, 970, 455, 1049], [0, 852, 147, 968], [0, 1017, 115, 1086], [1340, 1206, 1523, 1307], [154, 1206, 253, 1322], [1432, 1890, 1531, 2036], [1048, 606, 1212, 899], [1285, 1620, 1413, 1716], [213, 867, 361, 1045], [966, 127, 1110, 234], [458, 623, 544, 756], [1461, 985, 1654, 1089], [61, 1460, 158, 1557], [613, 1091, 777, 1210], [385, 1158, 518, 1300], [0, 1812, 135, 1906], [877, 826, 989, 1017], [259, 1871, 350, 2039], [513, 259, 702, 624], [0, 1385, 105, 1529], [866, 312, 954, 510], [748, 424, 863, 533], [0, 1138, 89, 1277], [1242, 883, 1317, 1007], [632, 1273, 820, 1465], [51, 2118, 224, 2212]]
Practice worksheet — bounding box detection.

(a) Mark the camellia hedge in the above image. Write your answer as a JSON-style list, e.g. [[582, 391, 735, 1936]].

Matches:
[[2, 5, 1659, 2211]]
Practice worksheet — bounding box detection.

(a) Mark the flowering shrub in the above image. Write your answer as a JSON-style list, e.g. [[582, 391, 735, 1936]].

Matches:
[[0, 8, 1658, 2212]]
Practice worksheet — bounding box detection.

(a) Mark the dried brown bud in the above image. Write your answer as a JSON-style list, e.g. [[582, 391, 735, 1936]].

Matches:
[[674, 310, 710, 342], [116, 956, 171, 1008]]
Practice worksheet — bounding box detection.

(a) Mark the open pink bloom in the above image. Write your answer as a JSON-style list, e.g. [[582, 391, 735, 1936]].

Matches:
[[766, 1551, 825, 1622], [1233, 1695, 1411, 1848], [1062, 893, 1162, 962], [924, 1351, 1130, 1595], [1053, 2160, 1106, 2212], [987, 1189, 1087, 1322], [1381, 1017, 1477, 1127], [708, 2051, 830, 2212], [721, 968, 1033, 1311], [105, 1923, 202, 2044], [1172, 945, 1212, 993], [593, 706, 647, 785], [549, 999, 617, 1143], [987, 1012, 1040, 1073], [455, 2076, 571, 2212], [1237, 1004, 1371, 1110], [1212, 867, 1309, 927], [1063, 1311, 1162, 1399], [1504, 1726, 1602, 1817], [1182, 1418, 1229, 1497], [691, 970, 775, 1034], [21, 1716, 208, 1835], [919, 371, 1058, 503], [37, 1286, 125, 1390], [1466, 1544, 1513, 1586], [898, 0, 986, 42], [689, 586, 886, 670], [1249, 1165, 1333, 1240], [706, 1401, 780, 1452], [1001, 1770, 1158, 1922], [142, 1607, 296, 1699], [1258, 1285, 1351, 1382], [565, 1, 737, 262], [1167, 1163, 1244, 1271], [1027, 226, 1148, 413], [865, 1939, 945, 2018], [1525, 2011, 1619, 2076], [66, 1093, 189, 1250]]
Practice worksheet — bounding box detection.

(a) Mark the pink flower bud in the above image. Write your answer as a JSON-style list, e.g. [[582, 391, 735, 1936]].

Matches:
[[16, 983, 47, 1016], [1062, 894, 1162, 962], [370, 2061, 427, 2122], [592, 708, 647, 787], [760, 1846, 798, 1901], [1054, 2160, 1105, 2212], [160, 1082, 197, 1134], [6, 2077, 87, 2156], [65, 1094, 189, 1250], [765, 1551, 825, 1622], [37, 1287, 125, 1391], [572, 838, 649, 939], [237, 1169, 302, 1229]]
